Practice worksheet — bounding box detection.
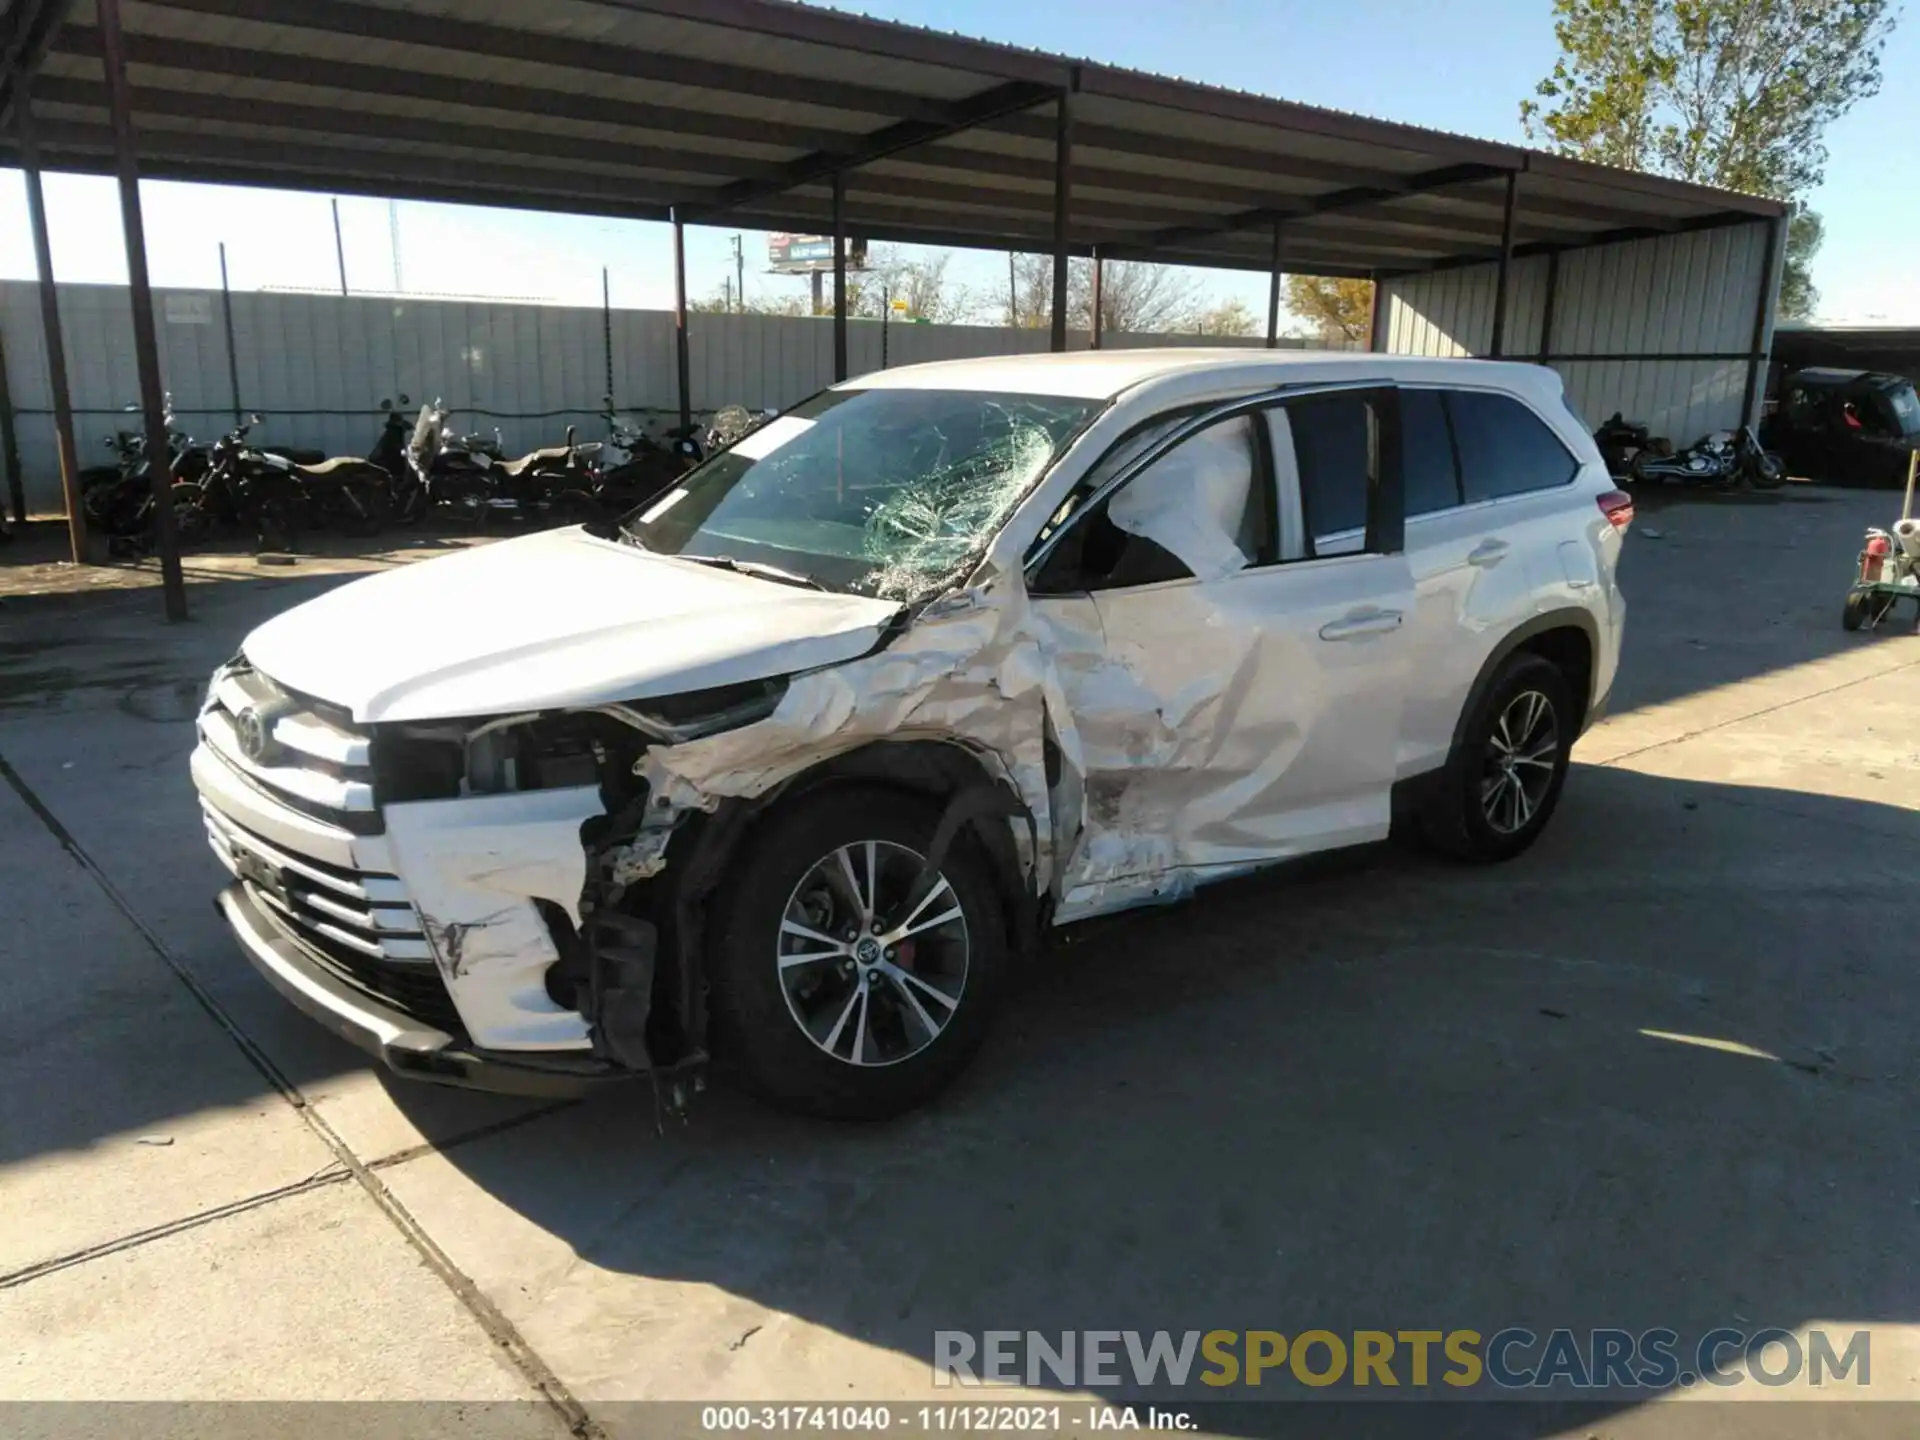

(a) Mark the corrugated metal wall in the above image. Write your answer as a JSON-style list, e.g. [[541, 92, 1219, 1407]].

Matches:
[[1380, 222, 1778, 443], [0, 280, 1283, 512]]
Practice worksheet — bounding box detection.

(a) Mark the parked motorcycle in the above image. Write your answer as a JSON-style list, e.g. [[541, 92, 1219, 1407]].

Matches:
[[591, 398, 701, 513], [1594, 412, 1664, 479], [367, 395, 415, 489], [179, 413, 390, 548], [1628, 425, 1785, 490], [79, 398, 203, 545], [401, 400, 598, 523]]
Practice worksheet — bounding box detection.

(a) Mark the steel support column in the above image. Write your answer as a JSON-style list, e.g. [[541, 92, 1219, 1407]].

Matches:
[[99, 0, 186, 618], [17, 86, 85, 560], [218, 241, 243, 425], [1049, 86, 1072, 353], [671, 205, 691, 432], [1537, 248, 1560, 361], [1265, 218, 1281, 348], [832, 170, 848, 382], [1741, 215, 1788, 427], [0, 311, 24, 525], [1368, 277, 1389, 352], [1488, 169, 1520, 358], [1089, 245, 1103, 349]]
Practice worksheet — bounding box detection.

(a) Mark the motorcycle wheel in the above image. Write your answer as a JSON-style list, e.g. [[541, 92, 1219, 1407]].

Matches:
[[249, 495, 298, 554], [170, 482, 213, 549], [1749, 452, 1787, 489], [337, 481, 392, 539]]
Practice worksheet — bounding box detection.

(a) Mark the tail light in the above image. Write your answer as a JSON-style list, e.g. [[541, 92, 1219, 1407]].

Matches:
[[1597, 490, 1634, 531]]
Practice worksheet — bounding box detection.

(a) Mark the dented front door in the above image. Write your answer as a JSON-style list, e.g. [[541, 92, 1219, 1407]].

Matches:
[[1027, 395, 1414, 922]]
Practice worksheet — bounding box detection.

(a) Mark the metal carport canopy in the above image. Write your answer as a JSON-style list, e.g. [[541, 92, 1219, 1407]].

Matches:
[[2, 0, 1785, 279]]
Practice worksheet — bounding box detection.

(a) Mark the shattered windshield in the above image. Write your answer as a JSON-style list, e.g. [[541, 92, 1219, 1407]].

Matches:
[[623, 387, 1101, 598]]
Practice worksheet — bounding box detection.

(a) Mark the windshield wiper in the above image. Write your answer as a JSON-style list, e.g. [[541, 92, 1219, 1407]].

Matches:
[[669, 553, 830, 591]]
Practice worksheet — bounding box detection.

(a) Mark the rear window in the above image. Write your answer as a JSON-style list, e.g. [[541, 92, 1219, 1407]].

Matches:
[[1447, 390, 1579, 503]]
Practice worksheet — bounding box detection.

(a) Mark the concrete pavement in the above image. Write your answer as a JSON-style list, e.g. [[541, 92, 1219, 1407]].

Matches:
[[2, 486, 1916, 1437]]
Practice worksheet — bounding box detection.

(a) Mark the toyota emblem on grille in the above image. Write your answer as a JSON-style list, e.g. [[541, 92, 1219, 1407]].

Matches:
[[235, 705, 276, 763]]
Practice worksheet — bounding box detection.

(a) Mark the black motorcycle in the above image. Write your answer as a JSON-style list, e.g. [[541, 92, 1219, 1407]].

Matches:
[[591, 400, 701, 514], [181, 413, 391, 548], [402, 400, 599, 523], [1629, 425, 1784, 490], [79, 399, 205, 543], [1594, 412, 1662, 479]]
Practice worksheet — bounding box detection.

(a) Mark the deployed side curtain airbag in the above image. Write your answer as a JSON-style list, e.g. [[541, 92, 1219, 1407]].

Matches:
[[1107, 420, 1255, 583]]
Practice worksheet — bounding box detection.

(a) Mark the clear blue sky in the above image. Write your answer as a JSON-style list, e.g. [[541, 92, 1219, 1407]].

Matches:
[[0, 0, 1911, 323]]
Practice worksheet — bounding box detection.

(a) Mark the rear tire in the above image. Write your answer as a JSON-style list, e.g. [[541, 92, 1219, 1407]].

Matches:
[[707, 787, 1008, 1121], [1418, 653, 1576, 863]]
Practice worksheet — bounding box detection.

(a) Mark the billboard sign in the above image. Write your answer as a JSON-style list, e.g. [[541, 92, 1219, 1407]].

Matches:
[[768, 232, 868, 273]]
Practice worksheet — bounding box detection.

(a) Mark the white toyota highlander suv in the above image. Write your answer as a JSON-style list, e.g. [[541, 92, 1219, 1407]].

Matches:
[[192, 350, 1630, 1119]]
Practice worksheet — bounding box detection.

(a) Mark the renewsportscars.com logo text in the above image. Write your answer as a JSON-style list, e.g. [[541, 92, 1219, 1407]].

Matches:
[[933, 1328, 1871, 1392]]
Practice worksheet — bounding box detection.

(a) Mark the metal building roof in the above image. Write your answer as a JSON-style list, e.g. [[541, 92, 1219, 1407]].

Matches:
[[0, 0, 1787, 278]]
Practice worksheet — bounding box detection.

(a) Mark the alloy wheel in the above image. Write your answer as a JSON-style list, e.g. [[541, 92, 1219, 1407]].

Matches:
[[775, 840, 970, 1068], [1481, 689, 1559, 835]]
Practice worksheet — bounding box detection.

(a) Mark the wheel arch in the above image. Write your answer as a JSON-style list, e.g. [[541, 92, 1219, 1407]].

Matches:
[[1446, 609, 1600, 766], [660, 739, 1043, 1008]]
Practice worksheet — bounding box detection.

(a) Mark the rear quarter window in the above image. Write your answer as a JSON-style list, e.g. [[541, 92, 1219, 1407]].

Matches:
[[1447, 390, 1579, 503]]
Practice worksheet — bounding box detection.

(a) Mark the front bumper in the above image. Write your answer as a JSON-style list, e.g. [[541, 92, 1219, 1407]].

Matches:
[[218, 883, 633, 1098]]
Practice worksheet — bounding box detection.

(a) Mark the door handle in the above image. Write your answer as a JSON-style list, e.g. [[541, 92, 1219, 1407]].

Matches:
[[1319, 608, 1404, 642], [1467, 538, 1510, 568]]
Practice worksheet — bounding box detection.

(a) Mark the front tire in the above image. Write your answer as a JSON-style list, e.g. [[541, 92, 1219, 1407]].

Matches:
[[708, 788, 1008, 1120], [1419, 653, 1576, 862]]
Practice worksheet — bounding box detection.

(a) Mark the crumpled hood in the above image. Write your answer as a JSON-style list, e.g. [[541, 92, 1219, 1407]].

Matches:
[[241, 528, 904, 723]]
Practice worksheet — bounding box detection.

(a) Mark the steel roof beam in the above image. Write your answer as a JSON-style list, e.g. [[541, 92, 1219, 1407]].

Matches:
[[1132, 163, 1511, 252], [140, 0, 951, 123], [685, 79, 1060, 220], [48, 27, 853, 154], [22, 120, 690, 215], [0, 0, 76, 126], [29, 75, 774, 182]]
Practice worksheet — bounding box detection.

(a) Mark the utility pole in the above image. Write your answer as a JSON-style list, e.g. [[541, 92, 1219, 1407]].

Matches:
[[1007, 251, 1017, 328], [388, 199, 403, 293], [729, 234, 745, 313], [331, 197, 348, 295]]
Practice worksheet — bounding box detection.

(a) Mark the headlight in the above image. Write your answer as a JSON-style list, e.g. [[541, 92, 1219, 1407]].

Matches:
[[374, 678, 786, 800]]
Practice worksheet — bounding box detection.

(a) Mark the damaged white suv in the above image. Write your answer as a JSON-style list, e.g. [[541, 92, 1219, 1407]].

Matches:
[[194, 350, 1629, 1119]]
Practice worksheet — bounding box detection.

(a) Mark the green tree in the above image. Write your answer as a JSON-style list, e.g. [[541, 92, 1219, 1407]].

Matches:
[[1521, 0, 1895, 198], [1778, 207, 1823, 321], [1008, 254, 1219, 334], [1193, 297, 1260, 337], [1284, 275, 1375, 343]]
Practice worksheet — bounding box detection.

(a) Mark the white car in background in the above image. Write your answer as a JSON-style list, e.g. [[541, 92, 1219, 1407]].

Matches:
[[192, 350, 1631, 1119]]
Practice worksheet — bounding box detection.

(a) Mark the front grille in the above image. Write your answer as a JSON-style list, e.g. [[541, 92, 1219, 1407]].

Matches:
[[198, 663, 382, 834], [203, 800, 464, 1038]]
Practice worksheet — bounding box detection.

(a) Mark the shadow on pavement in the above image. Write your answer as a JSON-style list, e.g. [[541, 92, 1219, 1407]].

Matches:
[[406, 763, 1918, 1435]]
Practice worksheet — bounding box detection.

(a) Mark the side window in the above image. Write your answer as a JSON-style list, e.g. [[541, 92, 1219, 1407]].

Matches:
[[1400, 388, 1462, 518], [1447, 390, 1579, 503], [1030, 415, 1265, 594], [1265, 391, 1398, 558]]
